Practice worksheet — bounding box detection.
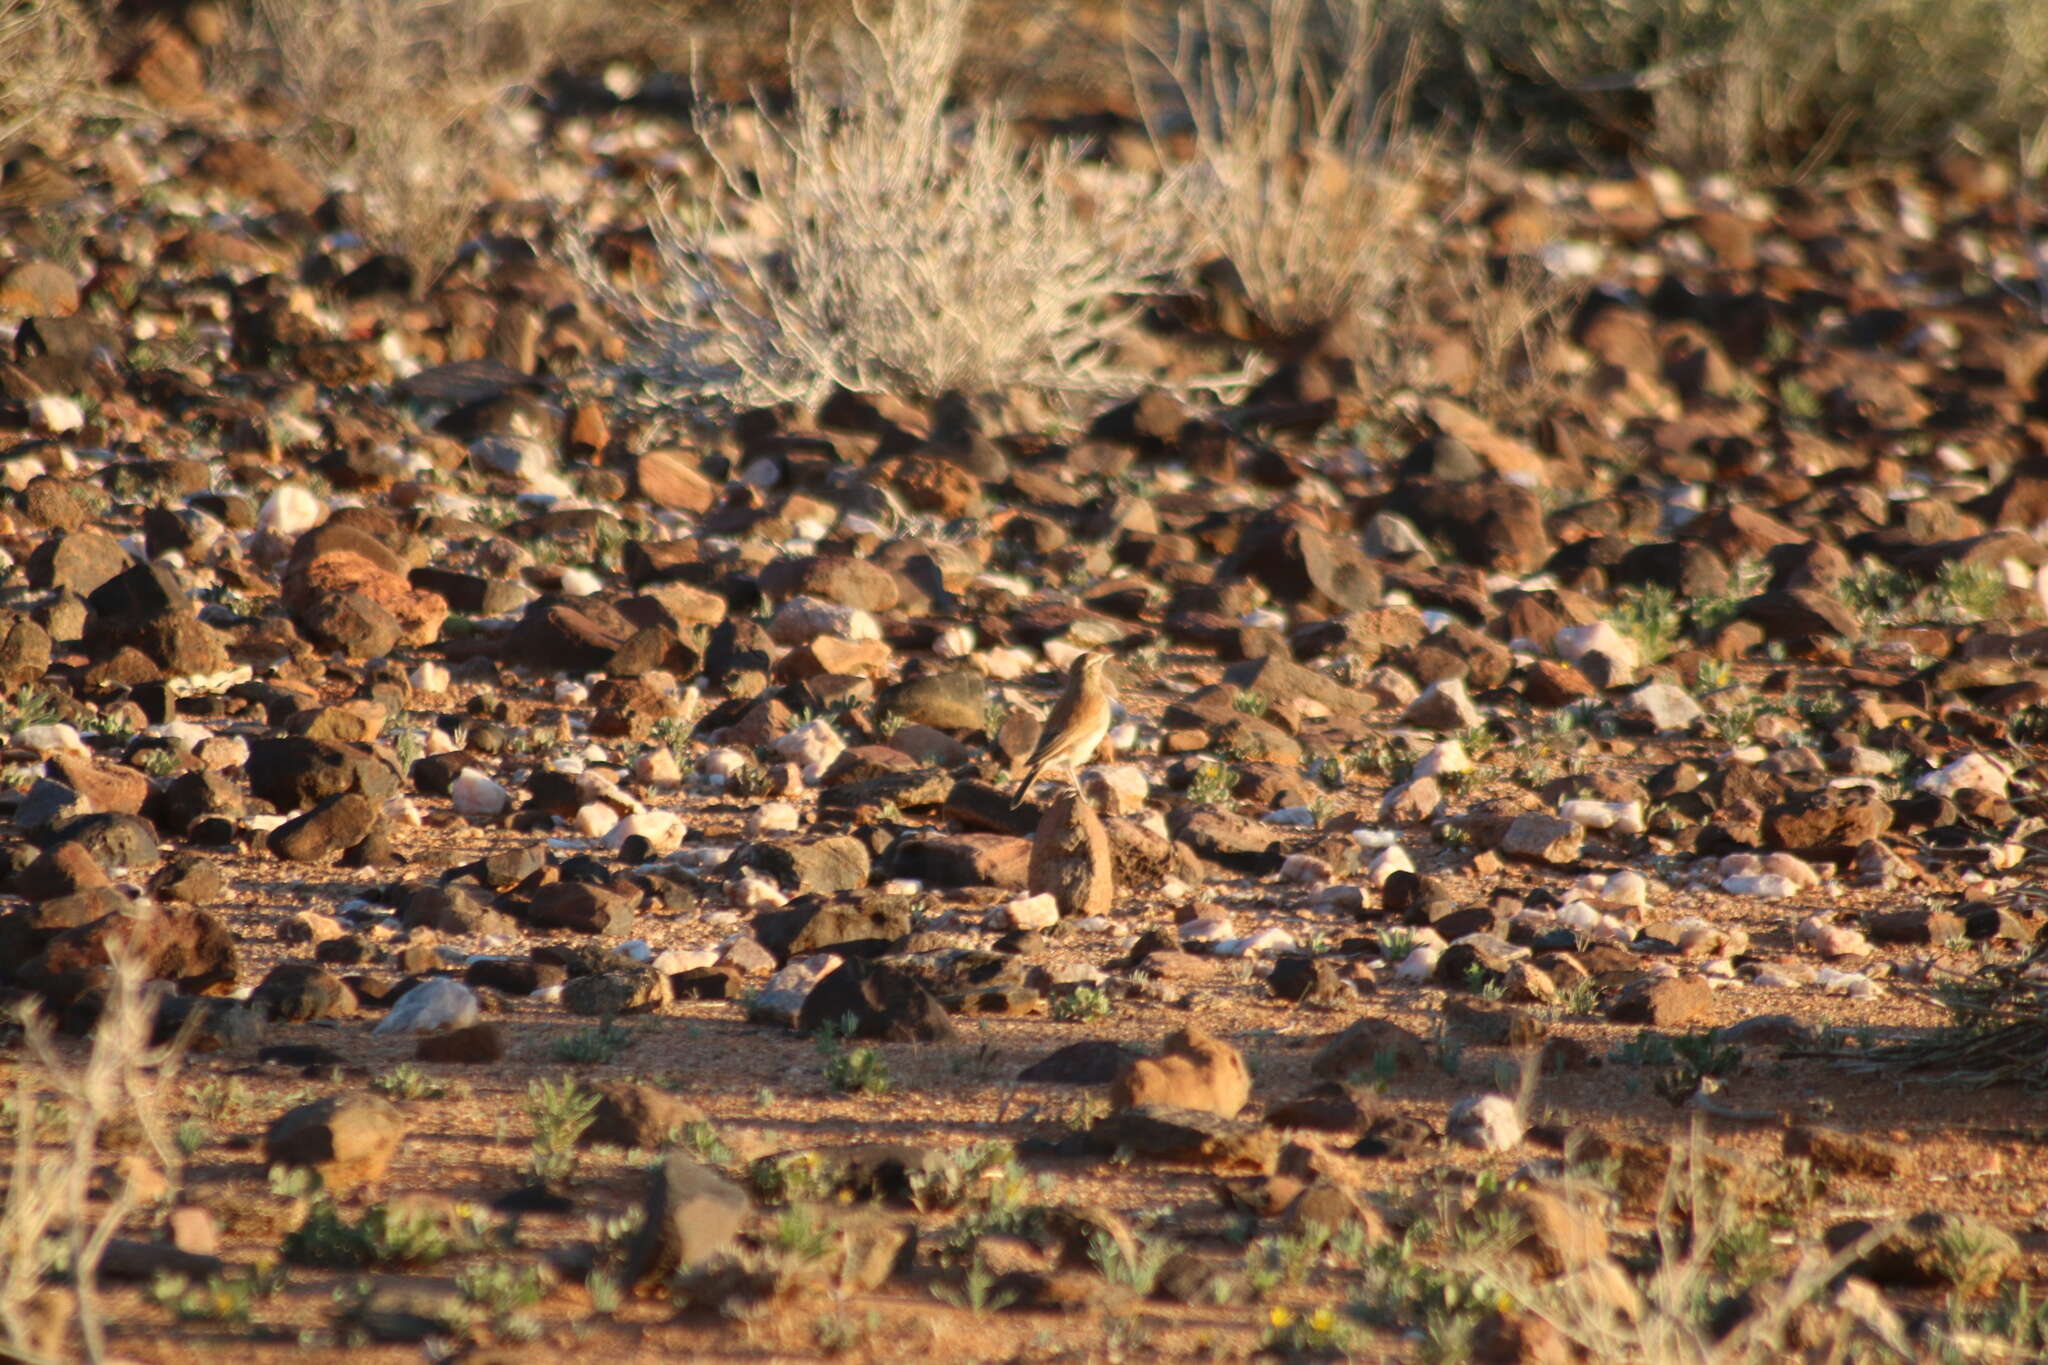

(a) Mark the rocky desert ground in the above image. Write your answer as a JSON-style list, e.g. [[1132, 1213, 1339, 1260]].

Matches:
[[8, 0, 2048, 1361]]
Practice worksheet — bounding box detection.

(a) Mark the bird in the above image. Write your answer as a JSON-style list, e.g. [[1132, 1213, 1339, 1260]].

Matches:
[[1010, 650, 1115, 804]]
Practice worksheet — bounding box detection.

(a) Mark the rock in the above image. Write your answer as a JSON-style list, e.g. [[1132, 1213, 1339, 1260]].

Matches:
[[636, 450, 718, 512], [736, 836, 872, 896], [0, 259, 78, 316], [1266, 956, 1354, 1008], [796, 958, 957, 1042], [1110, 1024, 1251, 1118], [1499, 814, 1585, 865], [749, 954, 842, 1027], [1264, 1082, 1376, 1132], [1763, 790, 1893, 858], [27, 532, 129, 597], [1026, 791, 1116, 919], [1018, 1040, 1145, 1085], [1222, 515, 1382, 612], [583, 1081, 707, 1150], [1349, 1114, 1439, 1159], [1784, 1125, 1910, 1177], [1399, 677, 1483, 730], [1607, 977, 1712, 1027], [1380, 776, 1442, 823], [1170, 809, 1281, 874], [890, 834, 1032, 889], [254, 965, 357, 1022], [1617, 681, 1702, 732], [1826, 1212, 2018, 1295], [294, 589, 401, 658], [752, 898, 912, 962], [991, 893, 1058, 931], [372, 979, 480, 1035], [414, 1023, 503, 1063], [1086, 1105, 1277, 1171], [450, 769, 514, 819], [1741, 588, 1859, 641], [625, 1152, 749, 1284], [264, 1095, 406, 1193], [51, 812, 159, 871], [527, 883, 637, 935], [26, 899, 237, 1004], [246, 738, 399, 812], [875, 671, 988, 731], [1311, 1018, 1429, 1080], [1284, 1180, 1388, 1241], [563, 967, 671, 1015], [1447, 1094, 1524, 1152], [267, 793, 378, 863], [1917, 753, 2010, 799], [0, 611, 52, 687]]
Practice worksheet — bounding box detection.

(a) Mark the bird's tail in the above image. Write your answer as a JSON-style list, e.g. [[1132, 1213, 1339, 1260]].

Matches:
[[1009, 761, 1043, 805]]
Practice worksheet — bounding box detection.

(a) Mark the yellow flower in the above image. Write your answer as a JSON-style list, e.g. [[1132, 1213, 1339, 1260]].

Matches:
[[1309, 1307, 1336, 1334], [1268, 1306, 1295, 1329]]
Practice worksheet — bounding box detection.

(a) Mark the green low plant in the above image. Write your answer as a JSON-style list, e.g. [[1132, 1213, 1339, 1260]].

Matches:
[[930, 1255, 1019, 1316], [148, 1265, 287, 1323], [552, 1019, 634, 1064], [527, 1076, 599, 1188], [371, 1062, 445, 1101], [815, 1016, 892, 1097], [1051, 984, 1114, 1023], [1187, 759, 1240, 804]]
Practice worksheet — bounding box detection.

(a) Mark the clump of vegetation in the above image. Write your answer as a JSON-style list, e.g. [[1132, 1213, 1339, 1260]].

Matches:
[[1143, 0, 1425, 347], [815, 1016, 893, 1097], [276, 1177, 480, 1269], [148, 1265, 288, 1324], [228, 0, 566, 278], [3, 952, 186, 1363], [552, 1019, 635, 1064], [526, 1076, 599, 1189], [370, 1062, 445, 1101], [1846, 957, 2048, 1089], [1612, 582, 1681, 663], [1423, 0, 2048, 173], [1188, 759, 1241, 804], [608, 0, 1181, 406], [1051, 984, 1115, 1022]]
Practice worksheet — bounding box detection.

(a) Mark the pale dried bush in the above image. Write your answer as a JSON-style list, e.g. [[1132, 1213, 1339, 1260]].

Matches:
[[1407, 243, 1578, 425], [601, 0, 1188, 410], [0, 0, 120, 150], [1142, 0, 1431, 348], [1448, 1128, 1903, 1365], [228, 0, 566, 278], [1, 953, 188, 1365], [1427, 0, 2048, 173]]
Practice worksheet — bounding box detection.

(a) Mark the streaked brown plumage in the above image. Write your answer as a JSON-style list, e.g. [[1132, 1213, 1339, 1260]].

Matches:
[[1010, 650, 1114, 803]]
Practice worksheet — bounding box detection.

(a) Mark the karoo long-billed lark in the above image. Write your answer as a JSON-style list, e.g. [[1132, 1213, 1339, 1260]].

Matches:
[[1010, 650, 1115, 803]]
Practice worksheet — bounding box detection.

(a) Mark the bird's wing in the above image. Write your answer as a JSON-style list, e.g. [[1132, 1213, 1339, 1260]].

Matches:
[[1023, 682, 1083, 765]]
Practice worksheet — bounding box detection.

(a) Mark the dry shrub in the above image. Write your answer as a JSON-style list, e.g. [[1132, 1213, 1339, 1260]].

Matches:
[[1, 953, 188, 1365], [0, 0, 119, 150], [1142, 0, 1432, 350], [1428, 0, 2048, 173], [1449, 1128, 1902, 1365], [228, 0, 565, 279], [602, 0, 1186, 410], [1397, 243, 1579, 426]]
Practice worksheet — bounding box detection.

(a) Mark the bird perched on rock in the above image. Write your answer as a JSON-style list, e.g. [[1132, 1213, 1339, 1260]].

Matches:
[[1011, 650, 1115, 803]]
